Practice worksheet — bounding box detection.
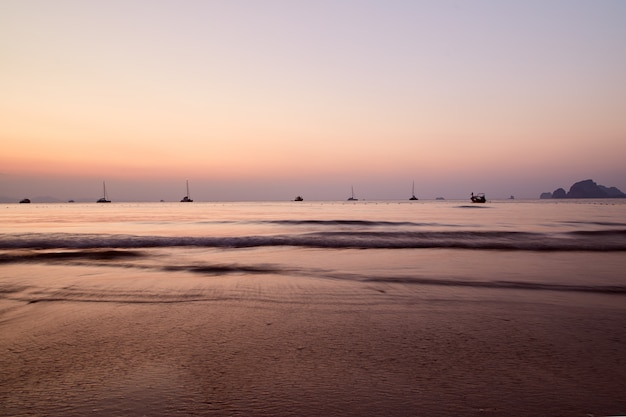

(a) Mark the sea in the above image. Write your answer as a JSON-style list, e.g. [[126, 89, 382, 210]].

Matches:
[[1, 199, 625, 298], [1, 199, 625, 416]]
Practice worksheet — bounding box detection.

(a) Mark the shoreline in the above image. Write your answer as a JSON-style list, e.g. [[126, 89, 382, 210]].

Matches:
[[2, 274, 625, 417]]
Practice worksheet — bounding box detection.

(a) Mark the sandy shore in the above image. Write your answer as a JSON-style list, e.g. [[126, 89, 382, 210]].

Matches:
[[1, 272, 625, 417]]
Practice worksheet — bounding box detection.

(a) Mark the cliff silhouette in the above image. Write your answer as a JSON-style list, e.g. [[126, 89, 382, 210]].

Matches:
[[540, 179, 626, 199]]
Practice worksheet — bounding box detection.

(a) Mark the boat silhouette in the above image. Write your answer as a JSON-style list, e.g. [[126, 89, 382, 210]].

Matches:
[[471, 192, 486, 203], [97, 182, 111, 203], [347, 186, 358, 201], [180, 180, 193, 202], [409, 181, 418, 200]]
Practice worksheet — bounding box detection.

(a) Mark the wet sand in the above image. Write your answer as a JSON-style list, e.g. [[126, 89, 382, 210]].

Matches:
[[1, 273, 625, 417]]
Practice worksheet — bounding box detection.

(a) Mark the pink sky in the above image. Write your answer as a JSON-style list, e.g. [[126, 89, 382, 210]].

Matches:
[[1, 1, 625, 201]]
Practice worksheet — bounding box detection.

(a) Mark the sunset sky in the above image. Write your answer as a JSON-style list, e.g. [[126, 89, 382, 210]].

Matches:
[[2, 0, 625, 201]]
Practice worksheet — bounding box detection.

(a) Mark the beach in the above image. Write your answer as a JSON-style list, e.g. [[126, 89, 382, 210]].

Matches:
[[1, 264, 625, 417]]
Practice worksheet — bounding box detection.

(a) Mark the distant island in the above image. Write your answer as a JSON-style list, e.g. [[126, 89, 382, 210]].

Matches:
[[540, 179, 626, 199]]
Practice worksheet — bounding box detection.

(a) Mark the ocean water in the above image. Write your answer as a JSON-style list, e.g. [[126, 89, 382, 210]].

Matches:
[[1, 199, 625, 416], [2, 199, 625, 298]]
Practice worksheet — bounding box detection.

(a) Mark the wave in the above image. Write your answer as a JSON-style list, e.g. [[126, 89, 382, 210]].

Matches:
[[1, 251, 624, 299], [263, 219, 437, 227], [0, 249, 143, 264], [357, 276, 626, 295], [563, 220, 626, 227], [1, 230, 626, 251], [14, 280, 626, 305]]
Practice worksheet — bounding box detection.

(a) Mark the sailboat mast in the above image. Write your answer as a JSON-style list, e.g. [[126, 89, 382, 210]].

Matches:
[[181, 180, 193, 202]]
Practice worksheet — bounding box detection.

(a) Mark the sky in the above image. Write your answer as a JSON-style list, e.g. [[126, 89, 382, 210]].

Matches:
[[1, 0, 625, 201]]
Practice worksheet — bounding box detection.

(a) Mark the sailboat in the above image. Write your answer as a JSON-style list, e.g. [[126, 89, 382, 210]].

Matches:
[[409, 181, 418, 200], [97, 181, 111, 203], [347, 186, 358, 201], [180, 180, 193, 202]]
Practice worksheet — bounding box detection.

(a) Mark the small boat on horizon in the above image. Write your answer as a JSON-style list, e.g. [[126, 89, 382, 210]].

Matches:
[[19, 198, 31, 204], [347, 186, 358, 201], [294, 195, 303, 201], [471, 192, 486, 203], [180, 180, 193, 202], [97, 182, 111, 203], [409, 181, 418, 200]]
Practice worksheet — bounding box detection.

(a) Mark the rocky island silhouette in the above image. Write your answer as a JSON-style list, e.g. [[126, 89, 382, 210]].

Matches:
[[540, 179, 626, 199]]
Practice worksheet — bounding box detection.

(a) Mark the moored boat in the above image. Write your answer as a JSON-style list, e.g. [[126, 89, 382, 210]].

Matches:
[[180, 180, 193, 202], [471, 192, 486, 203], [97, 182, 111, 203], [409, 181, 418, 200], [347, 186, 358, 201]]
